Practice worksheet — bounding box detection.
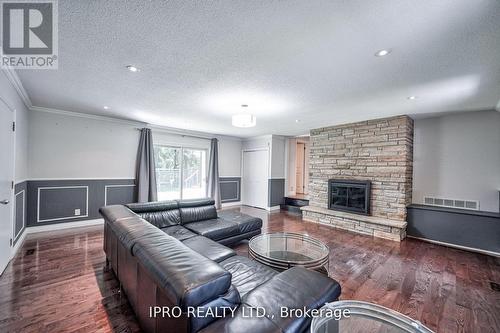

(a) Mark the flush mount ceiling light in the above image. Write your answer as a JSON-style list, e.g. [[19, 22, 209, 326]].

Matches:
[[407, 96, 417, 100], [374, 49, 391, 57], [126, 65, 139, 72], [103, 106, 110, 110], [232, 104, 256, 128]]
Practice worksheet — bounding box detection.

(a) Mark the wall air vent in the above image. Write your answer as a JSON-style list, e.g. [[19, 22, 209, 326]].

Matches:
[[423, 196, 479, 211]]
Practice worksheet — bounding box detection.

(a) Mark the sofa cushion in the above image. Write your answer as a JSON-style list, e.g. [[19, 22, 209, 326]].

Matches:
[[126, 201, 180, 228], [182, 236, 236, 263], [184, 218, 240, 241], [242, 267, 342, 332], [133, 235, 232, 309], [161, 225, 197, 241], [202, 267, 341, 333], [178, 198, 218, 224], [177, 198, 215, 208], [218, 210, 263, 234], [199, 305, 280, 333], [218, 256, 277, 298]]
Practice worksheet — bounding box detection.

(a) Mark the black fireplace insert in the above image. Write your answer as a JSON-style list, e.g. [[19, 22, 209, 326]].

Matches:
[[328, 179, 371, 215]]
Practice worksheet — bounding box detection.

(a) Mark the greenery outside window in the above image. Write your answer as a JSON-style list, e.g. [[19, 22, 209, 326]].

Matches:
[[154, 145, 208, 200]]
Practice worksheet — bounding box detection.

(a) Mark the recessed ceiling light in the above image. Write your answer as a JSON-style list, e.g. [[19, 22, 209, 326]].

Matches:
[[374, 49, 391, 57], [126, 65, 139, 72], [295, 119, 301, 123], [103, 106, 110, 110], [407, 96, 417, 100]]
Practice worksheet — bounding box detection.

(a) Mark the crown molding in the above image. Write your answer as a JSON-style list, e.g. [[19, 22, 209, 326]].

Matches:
[[30, 105, 147, 126], [2, 67, 32, 108]]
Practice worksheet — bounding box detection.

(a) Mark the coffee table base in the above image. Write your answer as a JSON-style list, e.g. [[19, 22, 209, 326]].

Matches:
[[249, 248, 329, 275]]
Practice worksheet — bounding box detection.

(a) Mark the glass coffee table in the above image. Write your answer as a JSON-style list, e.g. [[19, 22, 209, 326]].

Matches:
[[310, 301, 434, 333], [248, 232, 330, 274]]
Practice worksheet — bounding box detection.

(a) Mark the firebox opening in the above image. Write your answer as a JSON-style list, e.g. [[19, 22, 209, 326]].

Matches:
[[328, 179, 371, 215]]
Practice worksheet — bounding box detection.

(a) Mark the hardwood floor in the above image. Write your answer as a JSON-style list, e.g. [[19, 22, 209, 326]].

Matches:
[[1, 207, 499, 333]]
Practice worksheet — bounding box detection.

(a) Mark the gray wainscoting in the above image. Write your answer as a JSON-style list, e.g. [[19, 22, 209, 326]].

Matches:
[[268, 178, 285, 207], [220, 177, 241, 203], [14, 181, 27, 245], [27, 179, 136, 227], [407, 204, 500, 254]]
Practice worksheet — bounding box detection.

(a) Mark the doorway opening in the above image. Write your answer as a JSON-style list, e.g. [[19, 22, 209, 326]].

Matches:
[[287, 137, 309, 199]]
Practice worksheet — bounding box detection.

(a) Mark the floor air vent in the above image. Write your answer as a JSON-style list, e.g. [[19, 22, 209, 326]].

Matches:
[[424, 196, 479, 211]]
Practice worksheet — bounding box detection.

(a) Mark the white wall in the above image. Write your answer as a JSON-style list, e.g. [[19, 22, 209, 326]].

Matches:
[[270, 135, 286, 178], [242, 135, 271, 151], [28, 111, 140, 179], [413, 110, 500, 212], [28, 110, 242, 179], [0, 71, 29, 182], [218, 138, 242, 177]]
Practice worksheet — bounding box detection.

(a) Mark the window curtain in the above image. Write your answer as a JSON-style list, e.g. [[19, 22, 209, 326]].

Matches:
[[207, 138, 221, 209], [135, 128, 158, 202]]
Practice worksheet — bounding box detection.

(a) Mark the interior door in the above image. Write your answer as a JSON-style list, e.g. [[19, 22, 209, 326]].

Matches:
[[242, 150, 268, 209], [0, 99, 15, 275], [296, 142, 305, 194]]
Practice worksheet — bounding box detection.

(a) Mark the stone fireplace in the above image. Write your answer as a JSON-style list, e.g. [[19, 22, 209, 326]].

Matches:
[[301, 115, 413, 241]]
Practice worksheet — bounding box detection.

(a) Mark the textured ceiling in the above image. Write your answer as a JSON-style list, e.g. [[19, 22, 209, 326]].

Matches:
[[16, 0, 500, 137]]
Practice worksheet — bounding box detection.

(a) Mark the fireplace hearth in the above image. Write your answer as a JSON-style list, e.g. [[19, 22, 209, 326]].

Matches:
[[328, 179, 371, 215]]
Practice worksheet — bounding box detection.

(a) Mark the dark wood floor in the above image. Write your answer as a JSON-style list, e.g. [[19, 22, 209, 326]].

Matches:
[[1, 207, 499, 333]]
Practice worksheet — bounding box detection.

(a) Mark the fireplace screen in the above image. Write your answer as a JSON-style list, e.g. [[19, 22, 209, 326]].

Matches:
[[328, 180, 371, 215]]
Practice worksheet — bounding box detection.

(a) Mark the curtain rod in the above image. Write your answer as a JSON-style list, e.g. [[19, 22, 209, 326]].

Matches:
[[135, 127, 214, 140]]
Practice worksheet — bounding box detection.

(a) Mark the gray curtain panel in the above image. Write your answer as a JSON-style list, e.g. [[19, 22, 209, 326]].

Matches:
[[207, 138, 221, 209], [135, 128, 158, 202]]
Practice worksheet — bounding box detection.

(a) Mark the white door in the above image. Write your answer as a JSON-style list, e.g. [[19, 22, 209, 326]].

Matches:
[[0, 99, 15, 275], [242, 150, 268, 209], [296, 142, 305, 194]]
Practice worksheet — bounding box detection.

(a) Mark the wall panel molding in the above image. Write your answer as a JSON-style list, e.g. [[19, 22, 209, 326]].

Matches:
[[37, 186, 89, 223], [27, 179, 135, 227], [13, 181, 28, 245], [220, 177, 241, 203]]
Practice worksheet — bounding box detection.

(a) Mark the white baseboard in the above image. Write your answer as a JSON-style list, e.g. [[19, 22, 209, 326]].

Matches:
[[221, 201, 242, 208], [407, 235, 500, 257], [10, 229, 28, 259], [26, 218, 104, 235], [266, 205, 281, 212]]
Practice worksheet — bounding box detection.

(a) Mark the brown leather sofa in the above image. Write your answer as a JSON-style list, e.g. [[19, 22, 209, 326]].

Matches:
[[100, 199, 341, 333]]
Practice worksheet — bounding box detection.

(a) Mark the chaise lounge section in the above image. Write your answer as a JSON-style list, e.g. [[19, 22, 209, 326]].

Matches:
[[100, 199, 341, 333]]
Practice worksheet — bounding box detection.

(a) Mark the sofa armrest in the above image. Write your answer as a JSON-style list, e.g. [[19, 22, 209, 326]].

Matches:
[[99, 205, 137, 223]]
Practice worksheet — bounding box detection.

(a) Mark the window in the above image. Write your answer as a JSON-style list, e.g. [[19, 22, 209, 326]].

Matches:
[[154, 145, 207, 200]]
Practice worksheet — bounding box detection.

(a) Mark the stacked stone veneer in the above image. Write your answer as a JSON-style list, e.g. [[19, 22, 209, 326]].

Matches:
[[302, 115, 413, 241]]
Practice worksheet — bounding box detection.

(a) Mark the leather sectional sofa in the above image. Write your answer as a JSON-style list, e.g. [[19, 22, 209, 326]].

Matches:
[[100, 198, 341, 333]]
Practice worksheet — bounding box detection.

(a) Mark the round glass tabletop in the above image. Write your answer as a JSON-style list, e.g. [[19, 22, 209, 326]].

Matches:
[[248, 232, 329, 271], [310, 300, 434, 333]]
